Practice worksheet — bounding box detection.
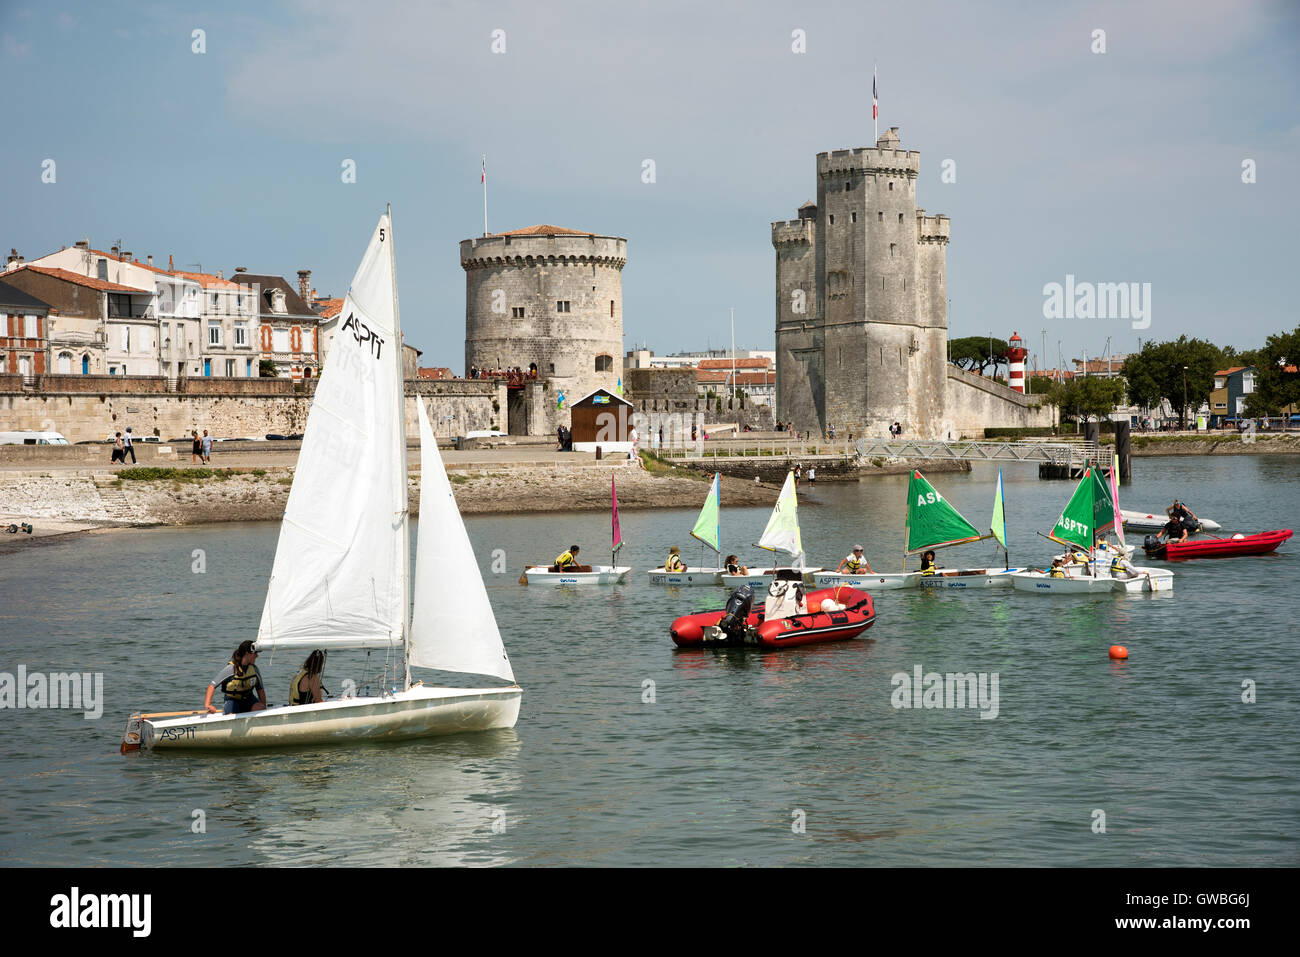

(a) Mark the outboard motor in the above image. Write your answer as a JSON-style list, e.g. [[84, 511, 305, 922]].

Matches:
[[718, 585, 754, 641], [1143, 534, 1158, 550]]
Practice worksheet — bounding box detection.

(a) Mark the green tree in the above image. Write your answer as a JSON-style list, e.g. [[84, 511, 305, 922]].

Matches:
[[1120, 336, 1225, 427], [949, 336, 1010, 377], [1245, 324, 1300, 417], [259, 359, 279, 378]]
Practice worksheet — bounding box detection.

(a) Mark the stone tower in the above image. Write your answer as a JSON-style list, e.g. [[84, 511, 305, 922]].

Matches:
[[461, 225, 626, 435], [772, 128, 950, 437]]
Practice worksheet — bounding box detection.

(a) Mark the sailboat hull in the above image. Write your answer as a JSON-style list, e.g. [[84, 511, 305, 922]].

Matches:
[[129, 686, 522, 751], [917, 568, 1021, 588], [524, 565, 630, 586], [720, 568, 822, 589], [1010, 568, 1173, 594], [812, 571, 920, 590], [647, 567, 723, 586]]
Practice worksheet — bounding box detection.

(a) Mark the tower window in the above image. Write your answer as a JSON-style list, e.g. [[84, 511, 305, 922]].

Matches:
[[845, 181, 853, 191], [851, 212, 857, 223], [556, 300, 570, 313], [595, 354, 613, 373], [889, 182, 894, 191], [829, 215, 835, 225], [878, 211, 883, 222], [512, 307, 525, 318], [890, 243, 896, 257], [898, 213, 904, 223], [610, 300, 615, 317]]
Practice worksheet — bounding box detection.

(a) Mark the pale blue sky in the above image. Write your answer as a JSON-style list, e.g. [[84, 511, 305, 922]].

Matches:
[[2, 0, 1297, 372]]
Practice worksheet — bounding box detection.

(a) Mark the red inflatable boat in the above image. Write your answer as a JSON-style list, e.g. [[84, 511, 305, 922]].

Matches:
[[670, 585, 875, 649], [1143, 528, 1292, 560]]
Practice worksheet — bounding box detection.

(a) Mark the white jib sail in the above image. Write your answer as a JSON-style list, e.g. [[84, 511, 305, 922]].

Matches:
[[756, 470, 803, 564], [257, 216, 405, 650], [408, 395, 516, 682]]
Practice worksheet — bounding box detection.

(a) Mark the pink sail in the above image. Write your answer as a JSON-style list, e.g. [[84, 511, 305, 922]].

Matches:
[[611, 476, 623, 553]]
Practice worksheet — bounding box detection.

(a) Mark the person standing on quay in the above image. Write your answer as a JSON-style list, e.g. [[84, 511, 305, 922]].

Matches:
[[111, 432, 125, 464], [201, 429, 213, 464], [191, 430, 201, 464], [122, 427, 136, 464]]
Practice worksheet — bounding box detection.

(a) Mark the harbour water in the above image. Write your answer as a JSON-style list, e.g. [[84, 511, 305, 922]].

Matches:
[[1, 455, 1297, 866]]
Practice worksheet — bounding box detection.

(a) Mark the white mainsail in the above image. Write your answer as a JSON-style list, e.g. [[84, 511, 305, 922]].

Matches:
[[257, 216, 405, 650], [756, 471, 803, 565], [408, 396, 515, 682]]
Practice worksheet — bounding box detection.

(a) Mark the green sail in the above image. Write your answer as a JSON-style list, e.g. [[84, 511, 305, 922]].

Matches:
[[991, 469, 1007, 550], [1050, 467, 1104, 551], [690, 472, 721, 553], [905, 470, 984, 554]]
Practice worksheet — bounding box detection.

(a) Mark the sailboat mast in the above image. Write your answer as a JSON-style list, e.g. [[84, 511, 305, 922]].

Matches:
[[388, 203, 412, 692]]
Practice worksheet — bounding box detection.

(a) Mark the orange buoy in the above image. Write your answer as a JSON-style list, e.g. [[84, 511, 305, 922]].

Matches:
[[1109, 645, 1128, 660]]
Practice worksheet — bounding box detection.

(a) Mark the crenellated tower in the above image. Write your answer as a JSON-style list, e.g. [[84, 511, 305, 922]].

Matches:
[[773, 127, 950, 437]]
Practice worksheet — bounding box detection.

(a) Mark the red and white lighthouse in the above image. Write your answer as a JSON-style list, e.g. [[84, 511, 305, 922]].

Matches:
[[1006, 331, 1028, 393]]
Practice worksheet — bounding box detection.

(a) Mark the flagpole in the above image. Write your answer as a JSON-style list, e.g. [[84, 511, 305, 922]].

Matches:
[[873, 64, 878, 142], [482, 154, 488, 237]]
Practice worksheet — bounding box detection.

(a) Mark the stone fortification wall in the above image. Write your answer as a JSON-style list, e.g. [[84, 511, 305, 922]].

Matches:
[[942, 366, 1056, 438], [0, 379, 503, 443]]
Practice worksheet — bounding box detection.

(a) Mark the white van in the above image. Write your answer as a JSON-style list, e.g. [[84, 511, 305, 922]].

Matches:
[[0, 430, 70, 445]]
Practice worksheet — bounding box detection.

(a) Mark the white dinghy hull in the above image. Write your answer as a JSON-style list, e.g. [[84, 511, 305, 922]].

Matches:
[[135, 686, 522, 751], [720, 567, 822, 589], [811, 570, 920, 591], [1011, 567, 1174, 595], [524, 565, 630, 586], [1121, 509, 1221, 533], [917, 568, 1021, 589], [647, 567, 723, 586]]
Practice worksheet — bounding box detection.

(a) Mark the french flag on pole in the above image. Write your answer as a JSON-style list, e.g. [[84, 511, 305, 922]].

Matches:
[[873, 68, 878, 120], [481, 155, 486, 184]]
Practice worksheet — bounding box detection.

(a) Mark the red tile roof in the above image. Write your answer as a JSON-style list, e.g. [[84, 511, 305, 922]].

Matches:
[[697, 369, 776, 386], [1213, 366, 1248, 377], [697, 357, 772, 370], [316, 297, 345, 319], [174, 270, 241, 289], [488, 225, 593, 237], [9, 264, 149, 293]]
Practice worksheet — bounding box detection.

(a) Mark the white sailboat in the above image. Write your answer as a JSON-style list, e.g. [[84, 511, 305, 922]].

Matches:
[[121, 211, 520, 752], [648, 471, 724, 585], [720, 471, 821, 588], [521, 475, 632, 585]]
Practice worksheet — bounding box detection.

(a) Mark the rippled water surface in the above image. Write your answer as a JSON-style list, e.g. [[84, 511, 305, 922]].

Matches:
[[1, 455, 1297, 866]]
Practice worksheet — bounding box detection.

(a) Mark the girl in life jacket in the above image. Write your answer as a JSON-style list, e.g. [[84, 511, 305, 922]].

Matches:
[[665, 546, 685, 572], [290, 649, 329, 706], [920, 550, 939, 575], [204, 640, 266, 715]]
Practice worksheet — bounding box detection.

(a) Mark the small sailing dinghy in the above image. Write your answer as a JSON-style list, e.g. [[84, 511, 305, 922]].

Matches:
[[122, 210, 520, 752], [648, 471, 724, 585], [522, 476, 632, 585], [813, 470, 1018, 591], [719, 471, 821, 588], [1011, 463, 1172, 595]]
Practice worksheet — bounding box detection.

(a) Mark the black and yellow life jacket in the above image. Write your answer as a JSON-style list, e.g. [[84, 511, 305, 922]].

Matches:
[[666, 554, 684, 571], [221, 662, 260, 699], [289, 668, 316, 706], [920, 557, 937, 576], [845, 555, 865, 572], [1048, 566, 1066, 579], [1071, 551, 1089, 564], [555, 550, 576, 568], [1110, 554, 1126, 573]]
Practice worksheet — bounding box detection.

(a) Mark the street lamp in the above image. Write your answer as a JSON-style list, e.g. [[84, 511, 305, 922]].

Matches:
[[1182, 366, 1188, 431]]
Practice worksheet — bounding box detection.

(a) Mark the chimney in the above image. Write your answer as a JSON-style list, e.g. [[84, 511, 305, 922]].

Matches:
[[168, 254, 174, 271], [121, 250, 132, 261], [75, 239, 89, 249], [147, 255, 153, 267], [110, 245, 120, 256], [297, 269, 311, 301], [217, 269, 224, 280]]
